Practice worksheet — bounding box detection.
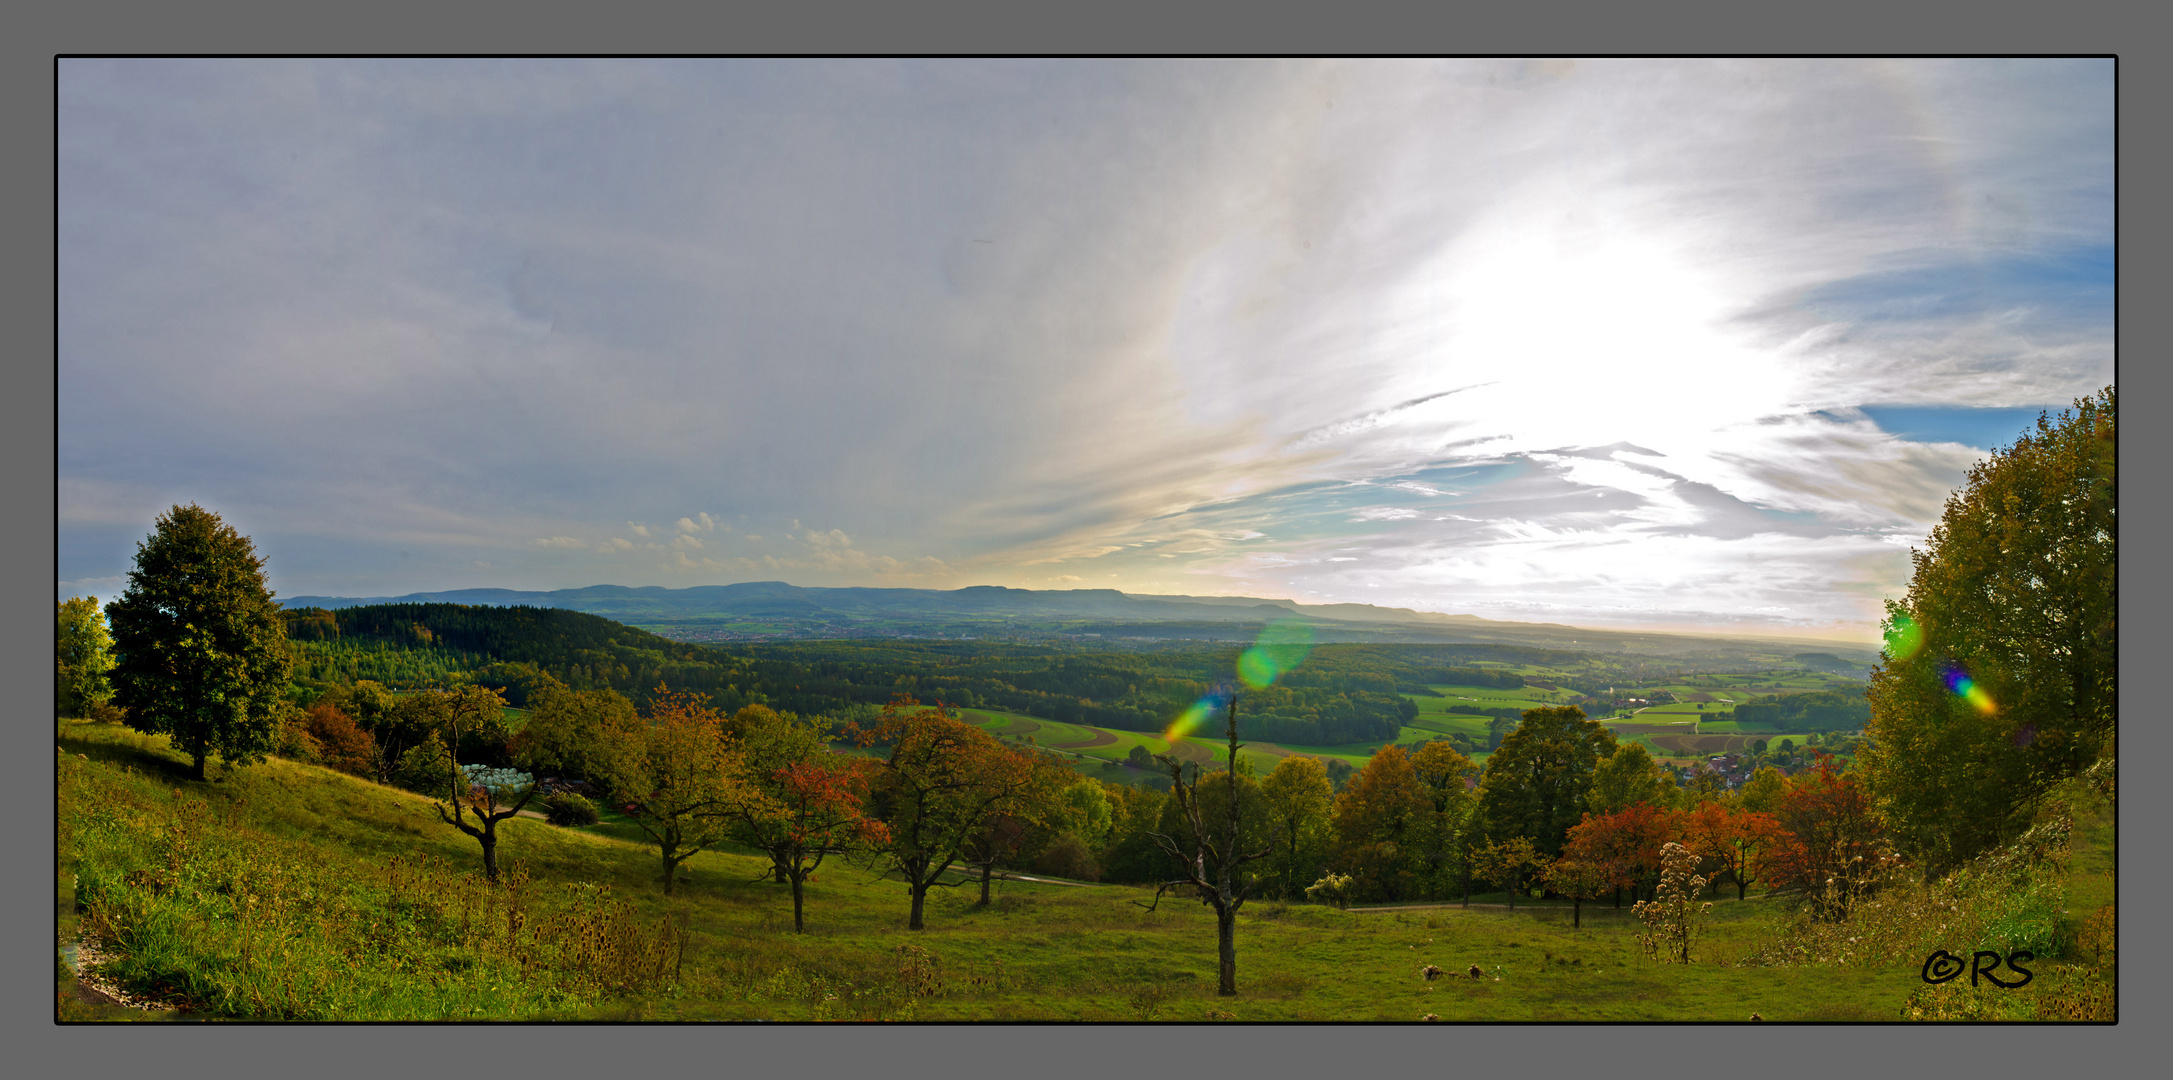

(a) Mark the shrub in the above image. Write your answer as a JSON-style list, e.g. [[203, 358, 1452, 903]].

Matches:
[[1032, 834, 1101, 882], [276, 716, 325, 764], [1305, 872, 1354, 909], [303, 703, 378, 777], [393, 730, 455, 795], [543, 792, 599, 827]]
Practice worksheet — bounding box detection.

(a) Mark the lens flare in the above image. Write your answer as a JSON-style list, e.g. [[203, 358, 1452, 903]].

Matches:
[[1941, 663, 1997, 714], [1164, 697, 1219, 742], [1237, 617, 1314, 690], [1161, 619, 1314, 743], [1884, 615, 1924, 661]]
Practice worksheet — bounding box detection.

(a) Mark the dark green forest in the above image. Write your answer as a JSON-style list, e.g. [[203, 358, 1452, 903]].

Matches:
[[1730, 690, 1873, 731], [283, 603, 1627, 745]]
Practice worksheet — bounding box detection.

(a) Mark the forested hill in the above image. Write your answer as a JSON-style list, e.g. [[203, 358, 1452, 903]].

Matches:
[[282, 602, 1587, 746], [284, 603, 752, 708]]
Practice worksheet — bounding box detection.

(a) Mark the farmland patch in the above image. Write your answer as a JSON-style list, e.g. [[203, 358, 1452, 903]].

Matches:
[[1054, 728, 1119, 751], [1649, 733, 1760, 754]]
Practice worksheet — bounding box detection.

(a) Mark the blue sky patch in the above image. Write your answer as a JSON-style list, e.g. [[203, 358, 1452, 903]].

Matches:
[[1856, 405, 2061, 449]]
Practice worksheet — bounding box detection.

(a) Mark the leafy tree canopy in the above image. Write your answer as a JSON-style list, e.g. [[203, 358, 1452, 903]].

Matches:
[[1476, 705, 1618, 857], [57, 596, 116, 716], [106, 505, 294, 781], [1863, 387, 2114, 872]]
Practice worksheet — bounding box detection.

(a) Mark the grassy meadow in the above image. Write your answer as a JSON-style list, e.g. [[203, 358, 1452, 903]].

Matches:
[[56, 717, 2114, 1022]]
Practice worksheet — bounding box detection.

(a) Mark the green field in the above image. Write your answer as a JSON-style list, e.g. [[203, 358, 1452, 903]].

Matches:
[[957, 708, 1406, 779], [57, 718, 2110, 1022]]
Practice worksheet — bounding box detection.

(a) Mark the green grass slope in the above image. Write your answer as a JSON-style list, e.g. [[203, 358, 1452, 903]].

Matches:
[[56, 718, 2112, 1022]]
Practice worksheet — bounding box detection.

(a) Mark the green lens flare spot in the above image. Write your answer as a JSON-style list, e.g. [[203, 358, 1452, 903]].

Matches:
[[1238, 617, 1314, 689], [1883, 616, 1924, 660]]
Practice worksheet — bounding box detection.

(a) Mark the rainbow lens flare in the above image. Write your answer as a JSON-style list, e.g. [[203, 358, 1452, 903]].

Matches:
[[1942, 664, 1997, 714], [1237, 617, 1314, 690], [1160, 618, 1315, 742], [1884, 615, 1925, 661], [1164, 696, 1221, 742]]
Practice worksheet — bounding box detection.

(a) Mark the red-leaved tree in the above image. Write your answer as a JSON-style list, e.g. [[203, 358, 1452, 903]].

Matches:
[[1559, 801, 1674, 907], [1756, 753, 1889, 916], [745, 757, 890, 932], [1675, 800, 1785, 901]]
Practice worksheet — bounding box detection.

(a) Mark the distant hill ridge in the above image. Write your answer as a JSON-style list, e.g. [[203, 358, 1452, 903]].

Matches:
[[279, 581, 1523, 628]]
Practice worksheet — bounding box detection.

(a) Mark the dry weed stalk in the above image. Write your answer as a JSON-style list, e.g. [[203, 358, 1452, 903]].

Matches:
[[1631, 842, 1712, 963]]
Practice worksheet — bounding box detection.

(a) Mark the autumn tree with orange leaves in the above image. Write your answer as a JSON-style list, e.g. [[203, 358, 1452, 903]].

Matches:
[[593, 689, 749, 895], [854, 697, 1068, 930], [764, 759, 889, 932], [1757, 753, 1888, 917], [1329, 744, 1431, 902], [1559, 801, 1674, 907], [1675, 799, 1785, 901], [721, 704, 888, 932]]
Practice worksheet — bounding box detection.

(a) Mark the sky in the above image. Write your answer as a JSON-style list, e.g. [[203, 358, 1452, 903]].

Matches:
[[57, 59, 2114, 641]]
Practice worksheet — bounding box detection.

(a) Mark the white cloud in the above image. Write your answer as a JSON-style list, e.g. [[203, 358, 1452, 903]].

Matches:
[[54, 61, 2105, 627]]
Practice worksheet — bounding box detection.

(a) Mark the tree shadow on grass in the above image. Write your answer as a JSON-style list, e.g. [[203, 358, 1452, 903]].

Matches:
[[57, 726, 202, 786]]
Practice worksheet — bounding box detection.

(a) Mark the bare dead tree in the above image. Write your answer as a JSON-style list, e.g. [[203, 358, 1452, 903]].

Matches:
[[1138, 690, 1275, 997]]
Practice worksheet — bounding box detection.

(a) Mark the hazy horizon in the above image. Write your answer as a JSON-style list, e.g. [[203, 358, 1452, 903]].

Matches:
[[59, 60, 2113, 641]]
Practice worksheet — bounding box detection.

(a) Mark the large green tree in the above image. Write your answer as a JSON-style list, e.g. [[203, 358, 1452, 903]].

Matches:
[[57, 596, 116, 717], [1588, 741, 1674, 815], [1409, 740, 1480, 900], [1475, 705, 1618, 857], [1259, 755, 1335, 900], [511, 683, 639, 790], [1863, 387, 2115, 873], [106, 505, 294, 781], [1329, 744, 1430, 902]]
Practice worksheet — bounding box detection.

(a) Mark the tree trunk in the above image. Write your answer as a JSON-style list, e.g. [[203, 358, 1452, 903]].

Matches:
[[1573, 895, 1582, 929], [661, 850, 680, 895], [791, 873, 806, 933], [480, 829, 498, 882], [190, 740, 208, 782], [908, 883, 927, 930], [1737, 875, 1747, 901], [1216, 903, 1237, 996], [978, 862, 992, 907]]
